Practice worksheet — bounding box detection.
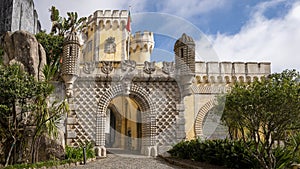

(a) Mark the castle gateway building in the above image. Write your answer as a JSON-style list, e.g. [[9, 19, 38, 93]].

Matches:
[[60, 10, 271, 157]]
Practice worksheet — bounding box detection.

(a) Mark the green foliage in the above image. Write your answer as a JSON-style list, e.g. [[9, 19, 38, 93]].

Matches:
[[49, 6, 86, 36], [65, 146, 83, 161], [65, 142, 95, 161], [168, 139, 259, 169], [0, 65, 68, 165], [220, 69, 300, 169], [3, 159, 71, 169], [35, 32, 63, 66], [35, 31, 63, 81]]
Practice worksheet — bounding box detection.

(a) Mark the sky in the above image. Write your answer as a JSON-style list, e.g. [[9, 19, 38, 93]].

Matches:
[[34, 0, 300, 73]]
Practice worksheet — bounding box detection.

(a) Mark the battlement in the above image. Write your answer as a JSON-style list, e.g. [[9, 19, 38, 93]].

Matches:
[[195, 61, 271, 83], [130, 31, 154, 52], [129, 31, 155, 64], [86, 10, 128, 25]]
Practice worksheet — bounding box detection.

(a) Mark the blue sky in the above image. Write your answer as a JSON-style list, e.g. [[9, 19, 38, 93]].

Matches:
[[34, 0, 300, 73]]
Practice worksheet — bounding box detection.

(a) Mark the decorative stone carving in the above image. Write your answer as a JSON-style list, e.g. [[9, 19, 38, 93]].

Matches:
[[104, 37, 116, 54], [143, 61, 156, 74], [101, 61, 113, 74], [162, 61, 175, 74], [2, 31, 46, 80], [83, 62, 95, 74], [122, 80, 131, 95], [121, 60, 136, 72]]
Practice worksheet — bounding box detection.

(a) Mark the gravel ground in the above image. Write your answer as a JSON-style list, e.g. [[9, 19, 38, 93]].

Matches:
[[72, 153, 184, 169]]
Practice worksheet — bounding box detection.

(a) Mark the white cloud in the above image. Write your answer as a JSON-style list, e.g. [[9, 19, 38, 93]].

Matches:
[[158, 0, 229, 18], [205, 1, 300, 73]]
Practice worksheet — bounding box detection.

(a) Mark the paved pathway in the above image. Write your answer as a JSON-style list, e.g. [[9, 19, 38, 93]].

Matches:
[[73, 149, 184, 169]]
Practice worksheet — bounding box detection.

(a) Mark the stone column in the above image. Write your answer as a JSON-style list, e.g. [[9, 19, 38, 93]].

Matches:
[[176, 103, 186, 141], [95, 113, 106, 157], [94, 25, 100, 61], [141, 112, 157, 157]]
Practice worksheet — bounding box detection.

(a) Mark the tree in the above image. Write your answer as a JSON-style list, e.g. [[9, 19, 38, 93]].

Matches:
[[221, 69, 300, 169], [35, 32, 63, 81], [49, 6, 86, 36], [35, 32, 64, 66], [0, 46, 3, 65], [0, 65, 68, 165], [30, 93, 69, 163], [36, 6, 86, 81]]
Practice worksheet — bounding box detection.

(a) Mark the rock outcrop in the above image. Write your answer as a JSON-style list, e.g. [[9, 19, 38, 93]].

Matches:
[[1, 31, 46, 80]]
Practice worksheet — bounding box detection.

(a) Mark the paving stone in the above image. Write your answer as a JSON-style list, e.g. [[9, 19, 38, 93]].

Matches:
[[72, 154, 184, 169]]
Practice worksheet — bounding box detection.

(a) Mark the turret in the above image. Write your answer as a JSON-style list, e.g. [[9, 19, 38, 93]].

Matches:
[[61, 31, 80, 97], [129, 31, 154, 65], [81, 10, 129, 62], [174, 33, 195, 74]]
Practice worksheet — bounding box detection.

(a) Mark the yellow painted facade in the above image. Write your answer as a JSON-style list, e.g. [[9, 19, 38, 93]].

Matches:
[[82, 23, 127, 62], [183, 95, 196, 140], [107, 96, 141, 150]]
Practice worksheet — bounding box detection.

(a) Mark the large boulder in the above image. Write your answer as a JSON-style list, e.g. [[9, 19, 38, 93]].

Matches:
[[1, 31, 46, 80]]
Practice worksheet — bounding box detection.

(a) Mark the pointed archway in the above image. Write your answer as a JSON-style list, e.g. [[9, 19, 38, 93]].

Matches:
[[95, 84, 157, 157], [105, 97, 143, 151]]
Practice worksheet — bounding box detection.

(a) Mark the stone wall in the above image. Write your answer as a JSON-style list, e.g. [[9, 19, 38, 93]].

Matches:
[[0, 0, 40, 35], [195, 61, 271, 83], [0, 0, 13, 35]]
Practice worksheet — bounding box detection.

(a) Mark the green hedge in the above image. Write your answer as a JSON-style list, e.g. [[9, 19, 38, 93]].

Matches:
[[168, 139, 259, 169]]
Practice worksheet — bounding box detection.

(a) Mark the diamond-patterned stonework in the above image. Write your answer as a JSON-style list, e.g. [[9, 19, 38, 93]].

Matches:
[[138, 81, 180, 146], [69, 78, 181, 148]]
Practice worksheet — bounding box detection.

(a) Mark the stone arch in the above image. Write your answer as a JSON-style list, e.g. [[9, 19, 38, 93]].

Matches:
[[231, 76, 237, 83], [239, 76, 244, 83], [120, 20, 126, 30], [112, 20, 119, 30], [217, 76, 223, 83], [246, 76, 251, 83], [99, 20, 104, 29], [105, 20, 111, 29], [98, 84, 156, 116], [225, 76, 230, 84], [194, 99, 216, 137], [96, 83, 157, 156]]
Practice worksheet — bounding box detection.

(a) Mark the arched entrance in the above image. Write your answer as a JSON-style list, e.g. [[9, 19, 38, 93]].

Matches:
[[105, 96, 143, 151], [95, 84, 157, 157]]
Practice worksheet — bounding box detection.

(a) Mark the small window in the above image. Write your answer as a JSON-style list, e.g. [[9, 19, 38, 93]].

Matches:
[[69, 46, 72, 55], [180, 48, 184, 58]]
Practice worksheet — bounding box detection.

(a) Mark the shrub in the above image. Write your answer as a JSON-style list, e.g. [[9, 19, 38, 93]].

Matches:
[[65, 142, 95, 161], [168, 139, 260, 169]]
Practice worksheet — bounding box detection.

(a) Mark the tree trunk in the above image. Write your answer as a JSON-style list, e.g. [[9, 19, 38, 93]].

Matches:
[[31, 135, 37, 163], [5, 136, 16, 167], [35, 136, 42, 162]]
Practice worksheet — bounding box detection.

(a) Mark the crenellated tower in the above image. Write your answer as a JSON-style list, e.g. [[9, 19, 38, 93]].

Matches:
[[81, 10, 129, 62], [129, 31, 154, 65], [174, 33, 195, 74]]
